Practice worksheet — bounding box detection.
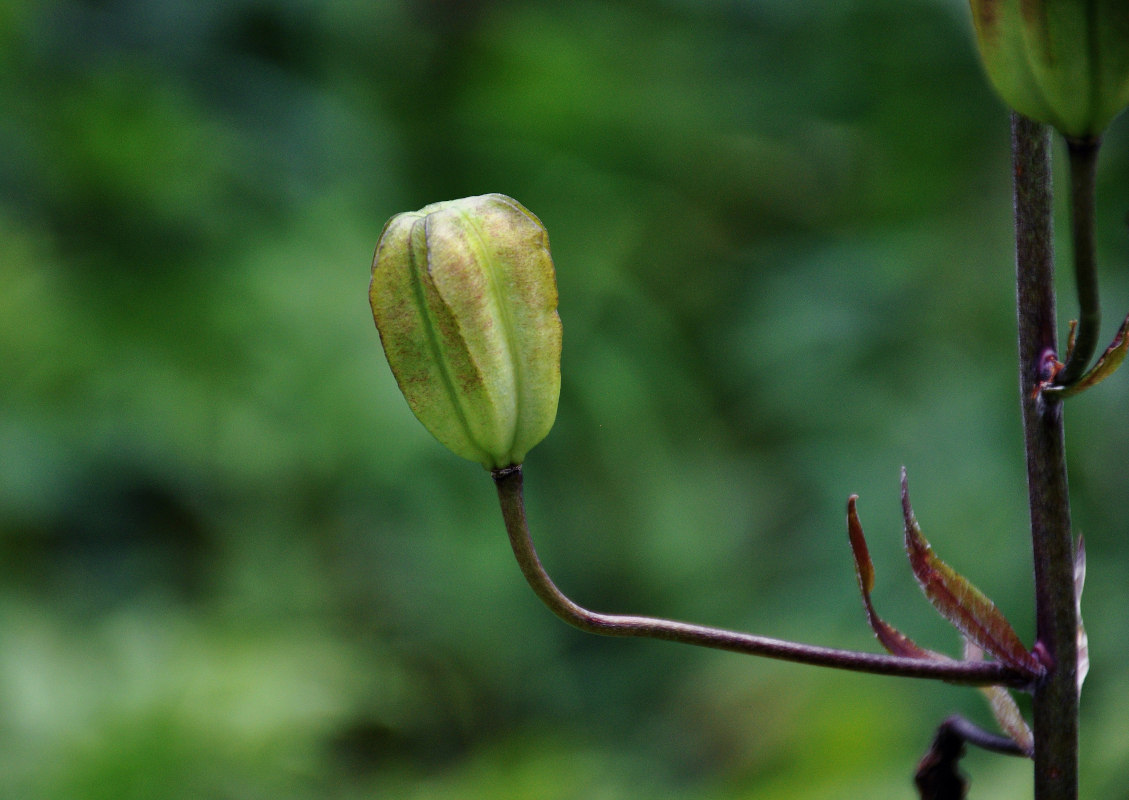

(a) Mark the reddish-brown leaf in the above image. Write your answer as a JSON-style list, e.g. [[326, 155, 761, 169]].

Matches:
[[901, 470, 1042, 676], [847, 496, 944, 661]]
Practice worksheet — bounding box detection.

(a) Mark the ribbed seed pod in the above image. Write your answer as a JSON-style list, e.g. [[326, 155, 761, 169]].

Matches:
[[969, 0, 1129, 139], [370, 194, 562, 469]]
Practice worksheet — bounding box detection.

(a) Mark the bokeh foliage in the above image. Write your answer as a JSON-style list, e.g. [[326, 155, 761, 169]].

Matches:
[[2, 0, 1128, 797]]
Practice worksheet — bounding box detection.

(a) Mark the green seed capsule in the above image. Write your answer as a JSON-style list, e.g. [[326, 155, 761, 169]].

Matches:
[[370, 194, 562, 469], [969, 0, 1129, 139]]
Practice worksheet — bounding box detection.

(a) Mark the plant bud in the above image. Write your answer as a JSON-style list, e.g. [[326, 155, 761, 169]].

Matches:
[[969, 0, 1129, 138], [370, 194, 562, 469]]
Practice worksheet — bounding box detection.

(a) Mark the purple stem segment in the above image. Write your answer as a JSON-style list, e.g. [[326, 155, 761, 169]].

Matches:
[[1012, 113, 1079, 800], [493, 465, 1036, 689]]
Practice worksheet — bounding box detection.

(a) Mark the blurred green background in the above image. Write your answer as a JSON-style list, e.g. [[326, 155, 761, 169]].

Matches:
[[2, 0, 1128, 797]]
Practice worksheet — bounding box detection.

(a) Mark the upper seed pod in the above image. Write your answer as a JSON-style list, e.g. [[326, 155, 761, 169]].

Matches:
[[370, 194, 563, 470], [969, 0, 1129, 138]]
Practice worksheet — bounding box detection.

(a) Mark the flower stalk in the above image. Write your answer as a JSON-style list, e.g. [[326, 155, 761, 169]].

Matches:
[[1053, 136, 1102, 388], [492, 465, 1035, 689]]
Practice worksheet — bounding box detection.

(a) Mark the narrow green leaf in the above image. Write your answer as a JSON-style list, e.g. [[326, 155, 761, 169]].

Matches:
[[901, 470, 1043, 676], [1064, 319, 1078, 364], [847, 496, 945, 661], [965, 640, 1034, 757], [1045, 312, 1129, 398]]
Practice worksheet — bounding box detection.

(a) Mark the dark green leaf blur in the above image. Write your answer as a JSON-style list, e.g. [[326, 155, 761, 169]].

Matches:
[[2, 1, 1127, 797]]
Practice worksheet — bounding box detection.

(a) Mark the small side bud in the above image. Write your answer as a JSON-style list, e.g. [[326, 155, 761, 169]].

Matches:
[[969, 0, 1129, 138], [370, 194, 563, 469]]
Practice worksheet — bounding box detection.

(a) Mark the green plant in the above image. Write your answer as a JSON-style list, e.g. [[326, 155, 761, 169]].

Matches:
[[368, 5, 1129, 798]]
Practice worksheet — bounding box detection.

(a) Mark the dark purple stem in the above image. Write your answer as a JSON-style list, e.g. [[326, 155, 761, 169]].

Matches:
[[493, 466, 1035, 689], [1012, 113, 1079, 800], [914, 715, 1028, 800]]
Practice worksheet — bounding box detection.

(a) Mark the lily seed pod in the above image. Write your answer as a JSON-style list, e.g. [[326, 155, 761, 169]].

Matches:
[[370, 194, 563, 469], [968, 0, 1129, 139]]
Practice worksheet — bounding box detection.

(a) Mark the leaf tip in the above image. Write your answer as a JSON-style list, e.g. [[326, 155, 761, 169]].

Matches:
[[846, 494, 873, 595]]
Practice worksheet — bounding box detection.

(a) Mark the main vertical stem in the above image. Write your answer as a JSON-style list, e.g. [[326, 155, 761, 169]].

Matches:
[[1012, 113, 1079, 800]]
